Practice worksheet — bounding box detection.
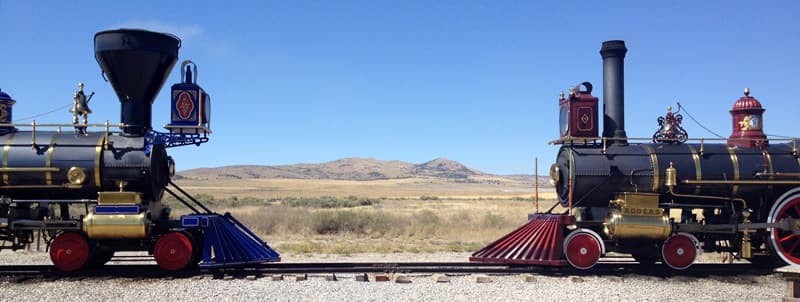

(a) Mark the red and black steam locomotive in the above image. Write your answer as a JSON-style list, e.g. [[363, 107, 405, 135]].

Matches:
[[473, 40, 800, 270], [0, 29, 278, 271]]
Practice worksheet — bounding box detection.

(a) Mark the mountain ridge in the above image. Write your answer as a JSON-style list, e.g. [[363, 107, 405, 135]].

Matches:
[[177, 157, 534, 182]]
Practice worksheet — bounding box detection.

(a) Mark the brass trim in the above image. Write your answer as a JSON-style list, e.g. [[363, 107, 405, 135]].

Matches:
[[757, 172, 800, 177], [687, 144, 702, 194], [104, 120, 109, 149], [2, 132, 15, 185], [568, 149, 575, 211], [549, 136, 800, 146], [98, 192, 142, 205], [0, 167, 59, 172], [605, 192, 670, 240], [682, 180, 800, 185], [727, 146, 740, 195], [641, 144, 659, 192], [797, 152, 800, 172], [82, 212, 147, 239], [67, 167, 86, 185], [686, 145, 703, 194], [665, 162, 677, 188], [0, 123, 125, 128], [45, 134, 57, 185], [549, 164, 560, 186], [94, 135, 104, 187], [764, 150, 774, 178], [764, 150, 774, 193], [30, 120, 36, 149]]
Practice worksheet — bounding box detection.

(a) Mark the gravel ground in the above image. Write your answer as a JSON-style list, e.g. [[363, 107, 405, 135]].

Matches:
[[0, 250, 787, 302]]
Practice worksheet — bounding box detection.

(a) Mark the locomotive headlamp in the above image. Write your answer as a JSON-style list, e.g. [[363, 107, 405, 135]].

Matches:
[[558, 82, 598, 139], [549, 164, 560, 186], [67, 167, 87, 185]]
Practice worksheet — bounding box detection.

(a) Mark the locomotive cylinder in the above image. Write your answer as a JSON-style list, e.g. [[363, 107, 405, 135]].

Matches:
[[82, 212, 147, 239], [603, 192, 671, 240]]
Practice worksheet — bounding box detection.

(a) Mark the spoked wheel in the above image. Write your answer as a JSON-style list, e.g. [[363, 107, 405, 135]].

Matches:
[[564, 229, 603, 270], [768, 188, 800, 266], [661, 233, 700, 270], [49, 232, 90, 271], [154, 232, 194, 271]]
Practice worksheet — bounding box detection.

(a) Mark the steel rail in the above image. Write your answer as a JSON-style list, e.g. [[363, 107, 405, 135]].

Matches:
[[0, 261, 774, 281]]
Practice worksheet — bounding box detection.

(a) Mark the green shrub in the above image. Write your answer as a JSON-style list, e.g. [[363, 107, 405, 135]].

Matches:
[[414, 210, 440, 227], [311, 210, 393, 234], [281, 196, 379, 208], [162, 194, 268, 209], [481, 212, 508, 229]]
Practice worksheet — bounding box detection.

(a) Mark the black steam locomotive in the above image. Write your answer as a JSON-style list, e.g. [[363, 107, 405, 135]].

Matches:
[[473, 40, 800, 270], [0, 29, 278, 271]]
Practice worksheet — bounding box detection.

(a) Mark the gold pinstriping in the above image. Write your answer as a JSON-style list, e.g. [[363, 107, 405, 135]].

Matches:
[[3, 133, 16, 185], [94, 136, 104, 188], [727, 146, 740, 195], [687, 144, 702, 194], [45, 134, 58, 185], [641, 145, 659, 193]]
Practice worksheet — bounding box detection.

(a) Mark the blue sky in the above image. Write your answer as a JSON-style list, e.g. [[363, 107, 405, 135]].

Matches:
[[1, 1, 798, 174]]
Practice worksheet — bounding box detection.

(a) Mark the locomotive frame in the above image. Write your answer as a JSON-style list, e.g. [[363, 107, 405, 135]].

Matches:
[[472, 40, 800, 270], [0, 29, 279, 272]]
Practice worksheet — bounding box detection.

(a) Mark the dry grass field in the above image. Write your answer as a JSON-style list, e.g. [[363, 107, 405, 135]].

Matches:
[[171, 177, 559, 254], [175, 176, 545, 199]]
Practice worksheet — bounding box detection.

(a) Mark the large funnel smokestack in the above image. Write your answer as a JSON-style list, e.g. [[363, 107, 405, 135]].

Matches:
[[94, 29, 180, 136], [600, 40, 627, 144]]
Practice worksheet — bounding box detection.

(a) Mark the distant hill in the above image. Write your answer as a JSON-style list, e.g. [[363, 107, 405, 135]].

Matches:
[[177, 157, 535, 182]]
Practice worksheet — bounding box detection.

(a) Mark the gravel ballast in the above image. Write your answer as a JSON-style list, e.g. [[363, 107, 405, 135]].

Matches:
[[0, 250, 786, 302]]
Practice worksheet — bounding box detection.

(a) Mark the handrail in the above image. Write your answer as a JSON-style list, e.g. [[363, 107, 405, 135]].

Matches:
[[0, 122, 125, 128], [549, 136, 796, 145]]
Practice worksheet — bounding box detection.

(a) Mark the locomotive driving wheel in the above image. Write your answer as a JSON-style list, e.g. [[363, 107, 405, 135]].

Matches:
[[49, 232, 90, 271], [564, 229, 603, 269], [154, 232, 194, 271], [768, 187, 800, 266], [661, 233, 700, 270]]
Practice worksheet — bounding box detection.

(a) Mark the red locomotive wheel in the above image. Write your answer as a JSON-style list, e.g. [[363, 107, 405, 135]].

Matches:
[[770, 193, 800, 265], [49, 233, 90, 271], [154, 232, 194, 271], [564, 232, 601, 269], [662, 233, 699, 270]]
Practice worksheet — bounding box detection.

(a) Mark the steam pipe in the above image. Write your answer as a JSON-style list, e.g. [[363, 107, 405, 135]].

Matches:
[[600, 40, 628, 144]]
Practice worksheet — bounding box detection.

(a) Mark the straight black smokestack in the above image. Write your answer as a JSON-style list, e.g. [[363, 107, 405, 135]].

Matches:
[[600, 40, 628, 144]]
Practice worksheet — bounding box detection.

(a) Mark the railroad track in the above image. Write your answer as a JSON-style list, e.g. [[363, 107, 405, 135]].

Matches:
[[0, 260, 776, 281]]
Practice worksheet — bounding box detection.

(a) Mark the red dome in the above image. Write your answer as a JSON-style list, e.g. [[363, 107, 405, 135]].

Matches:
[[731, 88, 762, 110]]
